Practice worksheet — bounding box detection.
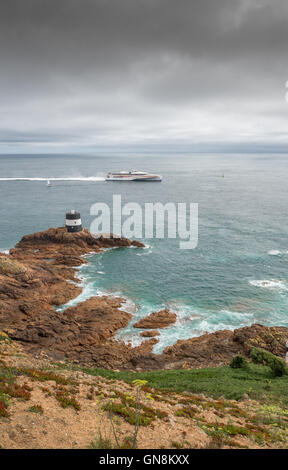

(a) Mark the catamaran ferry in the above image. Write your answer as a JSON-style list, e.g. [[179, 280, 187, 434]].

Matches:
[[105, 170, 162, 181]]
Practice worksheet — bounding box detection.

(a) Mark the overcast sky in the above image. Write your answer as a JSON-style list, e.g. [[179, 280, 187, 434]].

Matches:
[[0, 0, 288, 153]]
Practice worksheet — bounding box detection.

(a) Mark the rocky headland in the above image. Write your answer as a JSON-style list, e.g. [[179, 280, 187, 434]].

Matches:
[[0, 226, 288, 371]]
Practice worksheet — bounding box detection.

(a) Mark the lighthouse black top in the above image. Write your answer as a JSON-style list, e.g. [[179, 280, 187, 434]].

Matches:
[[65, 210, 82, 232]]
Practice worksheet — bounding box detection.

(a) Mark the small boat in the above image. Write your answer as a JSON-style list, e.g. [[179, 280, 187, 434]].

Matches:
[[105, 170, 162, 182], [46, 179, 52, 187]]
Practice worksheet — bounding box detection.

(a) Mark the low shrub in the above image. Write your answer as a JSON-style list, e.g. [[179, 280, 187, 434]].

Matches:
[[0, 398, 9, 418], [88, 434, 114, 449], [250, 348, 287, 377], [0, 332, 12, 343], [230, 355, 249, 369], [55, 388, 81, 411], [28, 404, 44, 414]]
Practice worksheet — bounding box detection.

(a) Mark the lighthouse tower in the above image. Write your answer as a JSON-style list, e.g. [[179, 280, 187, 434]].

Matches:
[[65, 209, 82, 233]]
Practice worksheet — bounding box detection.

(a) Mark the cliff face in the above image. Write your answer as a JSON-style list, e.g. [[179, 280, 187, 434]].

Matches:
[[0, 227, 148, 367], [0, 226, 287, 370]]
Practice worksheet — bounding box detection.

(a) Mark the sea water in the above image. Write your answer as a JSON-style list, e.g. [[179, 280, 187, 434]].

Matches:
[[1, 153, 288, 352]]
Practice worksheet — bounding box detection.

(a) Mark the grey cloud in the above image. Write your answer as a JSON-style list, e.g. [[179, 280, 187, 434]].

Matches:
[[0, 0, 288, 151]]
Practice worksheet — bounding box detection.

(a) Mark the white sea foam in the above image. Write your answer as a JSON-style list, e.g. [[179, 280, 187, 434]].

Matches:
[[66, 279, 80, 286], [268, 250, 282, 256], [0, 249, 9, 254], [0, 176, 105, 182], [55, 240, 147, 313], [55, 242, 277, 354], [82, 251, 97, 258], [55, 282, 95, 311], [136, 248, 152, 256], [249, 279, 288, 291], [151, 307, 257, 353], [119, 297, 137, 314], [267, 249, 288, 256], [57, 270, 137, 315]]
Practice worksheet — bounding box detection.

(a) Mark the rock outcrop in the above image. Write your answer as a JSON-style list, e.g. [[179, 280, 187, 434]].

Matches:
[[133, 309, 176, 329], [1, 226, 288, 371], [128, 324, 288, 370], [0, 227, 146, 367], [140, 330, 160, 337]]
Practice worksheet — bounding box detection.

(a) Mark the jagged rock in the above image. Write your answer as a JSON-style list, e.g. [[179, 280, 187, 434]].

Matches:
[[133, 309, 176, 329], [0, 256, 34, 281], [1, 227, 288, 371], [0, 227, 145, 368], [140, 330, 160, 337]]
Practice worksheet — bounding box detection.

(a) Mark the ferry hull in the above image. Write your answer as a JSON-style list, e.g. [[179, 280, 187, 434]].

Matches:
[[106, 176, 162, 181], [105, 169, 162, 182]]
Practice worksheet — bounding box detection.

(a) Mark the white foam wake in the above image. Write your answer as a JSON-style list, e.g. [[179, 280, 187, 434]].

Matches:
[[0, 176, 105, 181], [249, 279, 288, 291], [268, 250, 282, 256]]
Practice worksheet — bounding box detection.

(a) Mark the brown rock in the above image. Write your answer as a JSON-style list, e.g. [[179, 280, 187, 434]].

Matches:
[[133, 309, 176, 329], [1, 226, 288, 372], [0, 256, 34, 281], [0, 227, 146, 368], [140, 330, 160, 337], [135, 338, 159, 354], [127, 324, 288, 370]]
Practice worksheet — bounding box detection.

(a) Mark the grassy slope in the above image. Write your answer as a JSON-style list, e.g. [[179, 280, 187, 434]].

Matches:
[[1, 340, 288, 449], [56, 363, 288, 405]]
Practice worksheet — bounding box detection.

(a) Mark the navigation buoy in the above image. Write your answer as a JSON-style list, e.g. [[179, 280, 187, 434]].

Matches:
[[65, 209, 82, 233]]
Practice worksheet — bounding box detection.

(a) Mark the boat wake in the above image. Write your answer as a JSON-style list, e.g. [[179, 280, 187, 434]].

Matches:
[[0, 176, 105, 182]]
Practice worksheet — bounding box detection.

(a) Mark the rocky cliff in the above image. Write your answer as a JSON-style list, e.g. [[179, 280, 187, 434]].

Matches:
[[0, 227, 287, 370]]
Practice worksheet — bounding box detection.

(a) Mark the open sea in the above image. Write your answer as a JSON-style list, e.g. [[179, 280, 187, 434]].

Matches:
[[1, 153, 288, 352]]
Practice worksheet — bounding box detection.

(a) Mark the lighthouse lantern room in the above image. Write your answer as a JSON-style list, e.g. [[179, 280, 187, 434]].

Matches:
[[65, 209, 82, 233]]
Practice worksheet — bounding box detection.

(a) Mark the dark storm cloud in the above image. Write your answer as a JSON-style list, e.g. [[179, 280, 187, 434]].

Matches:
[[0, 0, 288, 151]]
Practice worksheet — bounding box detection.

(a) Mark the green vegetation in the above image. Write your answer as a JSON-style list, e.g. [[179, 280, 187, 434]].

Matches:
[[175, 406, 198, 419], [170, 441, 185, 449], [18, 367, 75, 385], [0, 358, 83, 420], [0, 361, 32, 418], [0, 398, 9, 418], [0, 332, 12, 344], [102, 384, 168, 427], [88, 434, 114, 449], [97, 380, 152, 449], [27, 404, 44, 414], [88, 432, 134, 449], [250, 347, 287, 377], [230, 355, 249, 369], [102, 401, 153, 426], [222, 424, 249, 436], [57, 362, 288, 404], [201, 419, 274, 447], [55, 387, 81, 411]]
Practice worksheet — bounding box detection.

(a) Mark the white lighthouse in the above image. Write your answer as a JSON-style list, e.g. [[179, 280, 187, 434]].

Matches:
[[65, 209, 82, 233]]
